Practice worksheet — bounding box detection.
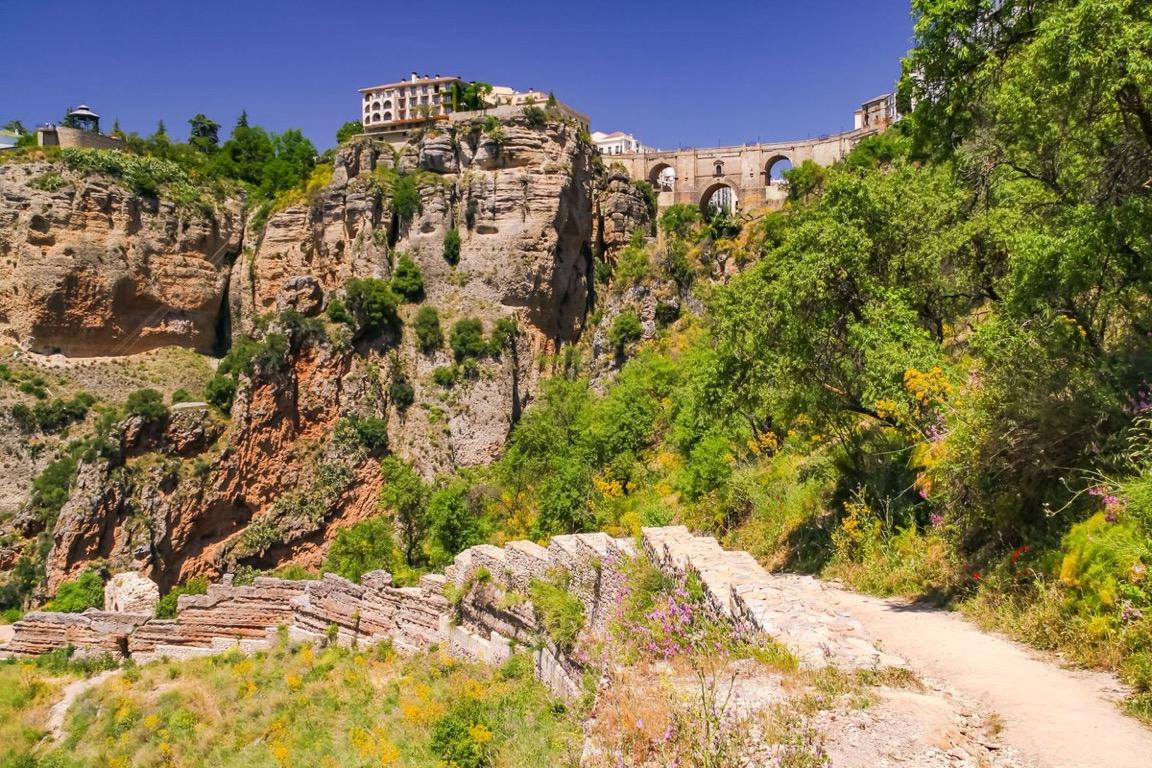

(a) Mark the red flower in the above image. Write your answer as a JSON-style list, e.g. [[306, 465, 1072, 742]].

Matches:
[[1010, 545, 1031, 565]]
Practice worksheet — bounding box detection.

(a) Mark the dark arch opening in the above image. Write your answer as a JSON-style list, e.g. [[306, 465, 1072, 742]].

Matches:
[[648, 163, 675, 191], [766, 155, 793, 183], [700, 182, 737, 218]]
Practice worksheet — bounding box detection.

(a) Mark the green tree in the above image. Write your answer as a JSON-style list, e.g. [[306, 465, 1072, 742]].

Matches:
[[379, 457, 430, 566], [323, 517, 395, 583], [336, 120, 363, 144], [187, 114, 220, 154], [425, 479, 487, 565]]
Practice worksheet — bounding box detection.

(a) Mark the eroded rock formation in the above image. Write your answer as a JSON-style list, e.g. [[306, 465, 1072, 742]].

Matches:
[[0, 162, 243, 356], [1, 115, 653, 596]]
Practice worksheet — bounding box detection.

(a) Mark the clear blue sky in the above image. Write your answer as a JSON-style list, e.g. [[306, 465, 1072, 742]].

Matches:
[[2, 0, 914, 150]]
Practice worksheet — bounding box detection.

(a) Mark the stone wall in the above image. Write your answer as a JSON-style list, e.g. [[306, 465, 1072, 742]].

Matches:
[[0, 527, 901, 698], [36, 127, 124, 151]]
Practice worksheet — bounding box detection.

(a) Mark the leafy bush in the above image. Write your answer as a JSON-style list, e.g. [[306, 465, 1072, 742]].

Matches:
[[608, 311, 643, 351], [391, 173, 422, 221], [337, 415, 389, 454], [433, 366, 459, 388], [659, 204, 701, 240], [61, 148, 193, 197], [413, 305, 444, 353], [390, 254, 424, 301], [323, 517, 395, 583], [489, 318, 517, 354], [522, 106, 547, 128], [155, 576, 208, 619], [528, 570, 585, 651], [613, 229, 652, 287], [451, 318, 488, 363], [344, 278, 401, 341], [326, 297, 351, 325], [204, 375, 237, 413], [124, 388, 168, 425], [389, 374, 415, 412], [170, 388, 194, 405], [46, 570, 104, 613], [430, 699, 497, 768], [443, 228, 462, 266], [12, 392, 95, 434]]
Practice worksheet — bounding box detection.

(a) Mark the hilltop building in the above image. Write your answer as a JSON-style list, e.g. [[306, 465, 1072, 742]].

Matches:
[[591, 131, 654, 156], [360, 72, 590, 142], [360, 73, 462, 129], [37, 105, 122, 151], [854, 93, 900, 131]]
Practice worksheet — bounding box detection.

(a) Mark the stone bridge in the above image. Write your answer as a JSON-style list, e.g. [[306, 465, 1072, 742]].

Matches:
[[610, 126, 883, 213]]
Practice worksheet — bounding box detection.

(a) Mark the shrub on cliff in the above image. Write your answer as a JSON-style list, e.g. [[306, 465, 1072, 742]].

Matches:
[[46, 570, 104, 613], [389, 374, 415, 413], [390, 254, 425, 302], [443, 228, 461, 266], [344, 278, 401, 341], [125, 388, 168, 426], [11, 392, 95, 434], [450, 318, 488, 363], [609, 311, 643, 351], [413, 306, 444, 354]]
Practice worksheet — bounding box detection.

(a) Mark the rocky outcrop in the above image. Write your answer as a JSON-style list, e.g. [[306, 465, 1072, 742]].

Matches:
[[104, 572, 159, 614], [0, 162, 243, 356]]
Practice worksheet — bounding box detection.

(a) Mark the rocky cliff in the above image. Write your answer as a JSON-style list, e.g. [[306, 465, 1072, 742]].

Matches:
[[0, 114, 651, 598], [0, 162, 243, 356]]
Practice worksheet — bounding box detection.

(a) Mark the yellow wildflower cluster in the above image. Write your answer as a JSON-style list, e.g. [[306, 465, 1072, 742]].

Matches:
[[400, 682, 446, 725], [745, 431, 780, 456], [349, 725, 400, 764], [593, 475, 625, 499], [903, 367, 952, 408]]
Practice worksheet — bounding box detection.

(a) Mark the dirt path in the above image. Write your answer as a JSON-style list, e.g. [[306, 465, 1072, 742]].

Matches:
[[44, 670, 119, 742], [825, 586, 1152, 768]]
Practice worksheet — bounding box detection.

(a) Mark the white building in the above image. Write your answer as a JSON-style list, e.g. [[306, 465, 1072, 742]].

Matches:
[[360, 73, 463, 129], [360, 74, 589, 133], [591, 131, 652, 156]]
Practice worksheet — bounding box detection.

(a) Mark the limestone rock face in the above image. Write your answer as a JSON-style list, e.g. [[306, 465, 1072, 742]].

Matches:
[[12, 114, 653, 594], [0, 162, 243, 356], [594, 171, 652, 256], [104, 572, 159, 614]]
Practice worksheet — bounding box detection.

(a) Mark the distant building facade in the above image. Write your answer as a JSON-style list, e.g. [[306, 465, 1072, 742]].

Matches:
[[591, 131, 653, 156], [360, 73, 463, 129], [360, 73, 590, 140], [854, 93, 900, 131]]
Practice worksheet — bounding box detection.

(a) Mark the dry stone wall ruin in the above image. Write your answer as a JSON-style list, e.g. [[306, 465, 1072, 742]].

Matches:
[[1, 527, 901, 698]]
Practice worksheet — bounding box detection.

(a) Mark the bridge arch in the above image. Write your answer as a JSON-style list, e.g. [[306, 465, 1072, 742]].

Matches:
[[700, 181, 739, 217], [647, 162, 676, 191], [766, 155, 793, 184]]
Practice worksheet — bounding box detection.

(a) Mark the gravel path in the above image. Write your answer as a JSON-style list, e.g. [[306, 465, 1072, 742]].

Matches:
[[826, 587, 1152, 768]]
